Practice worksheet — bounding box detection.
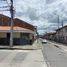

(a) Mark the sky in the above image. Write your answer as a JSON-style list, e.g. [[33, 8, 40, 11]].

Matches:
[[0, 0, 67, 34]]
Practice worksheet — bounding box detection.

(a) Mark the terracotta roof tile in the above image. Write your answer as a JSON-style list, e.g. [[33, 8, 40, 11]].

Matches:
[[0, 26, 34, 33]]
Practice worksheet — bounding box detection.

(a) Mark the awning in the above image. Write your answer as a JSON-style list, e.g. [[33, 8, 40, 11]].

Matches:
[[0, 26, 35, 33]]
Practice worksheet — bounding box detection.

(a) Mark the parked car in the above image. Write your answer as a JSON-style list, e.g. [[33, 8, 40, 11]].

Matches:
[[42, 39, 47, 44]]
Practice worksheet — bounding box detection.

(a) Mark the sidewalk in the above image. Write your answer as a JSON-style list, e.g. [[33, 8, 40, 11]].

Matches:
[[20, 50, 47, 67], [0, 49, 47, 67], [55, 43, 67, 52], [0, 39, 43, 50], [49, 41, 67, 52]]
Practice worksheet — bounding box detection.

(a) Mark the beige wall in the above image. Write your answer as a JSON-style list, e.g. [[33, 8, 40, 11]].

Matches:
[[0, 32, 34, 39], [0, 32, 20, 38], [0, 32, 7, 38], [62, 28, 67, 37], [58, 28, 67, 37], [55, 27, 67, 41], [13, 32, 20, 38], [29, 33, 34, 40]]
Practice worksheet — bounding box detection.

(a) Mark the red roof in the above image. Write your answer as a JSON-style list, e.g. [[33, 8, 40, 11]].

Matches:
[[0, 14, 35, 31], [0, 26, 34, 33]]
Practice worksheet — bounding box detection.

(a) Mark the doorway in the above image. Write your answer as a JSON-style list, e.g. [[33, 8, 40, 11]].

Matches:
[[7, 33, 10, 45]]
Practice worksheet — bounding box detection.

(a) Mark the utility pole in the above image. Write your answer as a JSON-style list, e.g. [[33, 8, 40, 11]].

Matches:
[[58, 15, 59, 30], [61, 20, 63, 40], [57, 15, 60, 42], [61, 20, 63, 27], [10, 0, 14, 47]]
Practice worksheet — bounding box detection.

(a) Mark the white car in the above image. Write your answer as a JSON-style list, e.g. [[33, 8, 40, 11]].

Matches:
[[42, 39, 47, 44]]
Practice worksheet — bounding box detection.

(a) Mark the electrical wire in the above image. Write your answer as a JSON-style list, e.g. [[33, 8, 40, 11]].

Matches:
[[0, 0, 10, 26], [5, 0, 10, 7], [0, 0, 10, 10]]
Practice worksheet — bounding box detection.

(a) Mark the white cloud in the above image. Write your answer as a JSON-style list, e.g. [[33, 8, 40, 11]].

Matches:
[[12, 0, 67, 34], [1, 0, 67, 34]]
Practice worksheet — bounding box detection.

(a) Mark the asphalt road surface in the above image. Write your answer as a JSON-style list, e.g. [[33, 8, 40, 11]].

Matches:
[[42, 41, 67, 67]]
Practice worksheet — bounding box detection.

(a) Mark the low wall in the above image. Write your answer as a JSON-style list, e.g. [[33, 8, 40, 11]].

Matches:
[[0, 38, 33, 45]]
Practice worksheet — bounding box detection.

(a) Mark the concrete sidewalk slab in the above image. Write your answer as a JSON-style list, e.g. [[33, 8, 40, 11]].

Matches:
[[0, 49, 47, 67], [20, 50, 47, 67]]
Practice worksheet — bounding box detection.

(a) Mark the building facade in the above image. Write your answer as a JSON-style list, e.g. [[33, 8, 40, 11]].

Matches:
[[55, 26, 67, 44], [44, 25, 67, 44], [43, 32, 56, 41], [0, 14, 36, 45]]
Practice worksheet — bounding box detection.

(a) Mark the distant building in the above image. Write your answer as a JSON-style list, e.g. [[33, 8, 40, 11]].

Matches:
[[43, 32, 56, 40], [56, 25, 67, 44], [43, 25, 67, 44], [0, 14, 36, 45]]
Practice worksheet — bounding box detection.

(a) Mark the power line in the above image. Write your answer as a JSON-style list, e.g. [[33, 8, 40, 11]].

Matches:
[[0, 0, 6, 1], [0, 1, 9, 11], [5, 0, 10, 7], [0, 6, 9, 8], [0, 9, 9, 11], [0, 0, 10, 8]]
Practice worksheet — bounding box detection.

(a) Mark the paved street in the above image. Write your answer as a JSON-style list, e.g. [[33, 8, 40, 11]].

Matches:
[[0, 49, 47, 67], [0, 40, 67, 67], [42, 41, 67, 67]]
